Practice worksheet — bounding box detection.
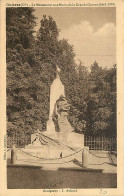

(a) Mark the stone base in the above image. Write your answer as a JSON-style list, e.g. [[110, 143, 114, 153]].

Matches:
[[18, 147, 75, 159], [17, 131, 84, 167], [42, 131, 84, 149]]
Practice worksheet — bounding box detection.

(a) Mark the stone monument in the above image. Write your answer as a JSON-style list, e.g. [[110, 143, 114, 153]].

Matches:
[[41, 65, 84, 149], [22, 65, 84, 163]]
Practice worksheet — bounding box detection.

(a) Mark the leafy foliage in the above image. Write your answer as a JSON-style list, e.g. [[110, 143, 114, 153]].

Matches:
[[86, 62, 116, 136], [7, 8, 40, 136], [7, 9, 116, 139]]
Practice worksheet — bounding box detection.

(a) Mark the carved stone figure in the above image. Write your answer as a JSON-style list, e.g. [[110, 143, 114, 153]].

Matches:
[[52, 95, 73, 133]]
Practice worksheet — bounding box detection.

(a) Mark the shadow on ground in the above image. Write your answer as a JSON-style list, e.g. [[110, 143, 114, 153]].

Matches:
[[7, 166, 117, 189]]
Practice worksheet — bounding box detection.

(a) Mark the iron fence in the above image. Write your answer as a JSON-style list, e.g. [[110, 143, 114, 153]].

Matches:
[[7, 134, 31, 148], [84, 136, 117, 151], [7, 134, 117, 151]]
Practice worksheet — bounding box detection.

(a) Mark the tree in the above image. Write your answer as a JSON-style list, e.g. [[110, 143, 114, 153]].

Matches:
[[7, 8, 38, 138], [86, 61, 116, 136], [7, 10, 116, 140]]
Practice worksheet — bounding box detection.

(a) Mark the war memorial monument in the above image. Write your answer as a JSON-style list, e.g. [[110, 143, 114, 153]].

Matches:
[[15, 66, 85, 167]]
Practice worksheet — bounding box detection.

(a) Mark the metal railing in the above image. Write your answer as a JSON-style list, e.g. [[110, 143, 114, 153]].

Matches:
[[7, 134, 117, 151], [7, 134, 31, 148], [84, 136, 117, 151]]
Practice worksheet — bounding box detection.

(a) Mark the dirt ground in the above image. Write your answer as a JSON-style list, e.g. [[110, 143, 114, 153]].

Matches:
[[7, 166, 117, 189]]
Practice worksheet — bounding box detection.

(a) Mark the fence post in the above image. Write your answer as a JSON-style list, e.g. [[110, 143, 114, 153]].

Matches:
[[102, 137, 103, 151], [82, 146, 89, 168], [11, 144, 17, 164], [85, 136, 87, 146], [110, 137, 112, 151], [94, 136, 95, 150], [91, 136, 92, 150], [99, 136, 101, 150]]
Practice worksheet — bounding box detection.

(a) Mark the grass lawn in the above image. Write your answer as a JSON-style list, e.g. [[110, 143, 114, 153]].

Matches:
[[7, 166, 117, 189]]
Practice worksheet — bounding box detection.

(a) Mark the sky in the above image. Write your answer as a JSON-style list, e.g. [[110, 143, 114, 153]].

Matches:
[[34, 7, 116, 69]]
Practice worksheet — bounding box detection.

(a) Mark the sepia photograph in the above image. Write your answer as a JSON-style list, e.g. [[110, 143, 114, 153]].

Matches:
[[6, 6, 117, 189]]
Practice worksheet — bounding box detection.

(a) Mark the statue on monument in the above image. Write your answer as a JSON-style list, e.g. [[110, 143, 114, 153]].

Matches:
[[45, 65, 75, 146], [52, 95, 73, 133], [47, 65, 73, 136]]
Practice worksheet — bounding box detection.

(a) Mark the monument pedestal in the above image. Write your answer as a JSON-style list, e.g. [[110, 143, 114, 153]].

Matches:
[[18, 131, 84, 164]]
